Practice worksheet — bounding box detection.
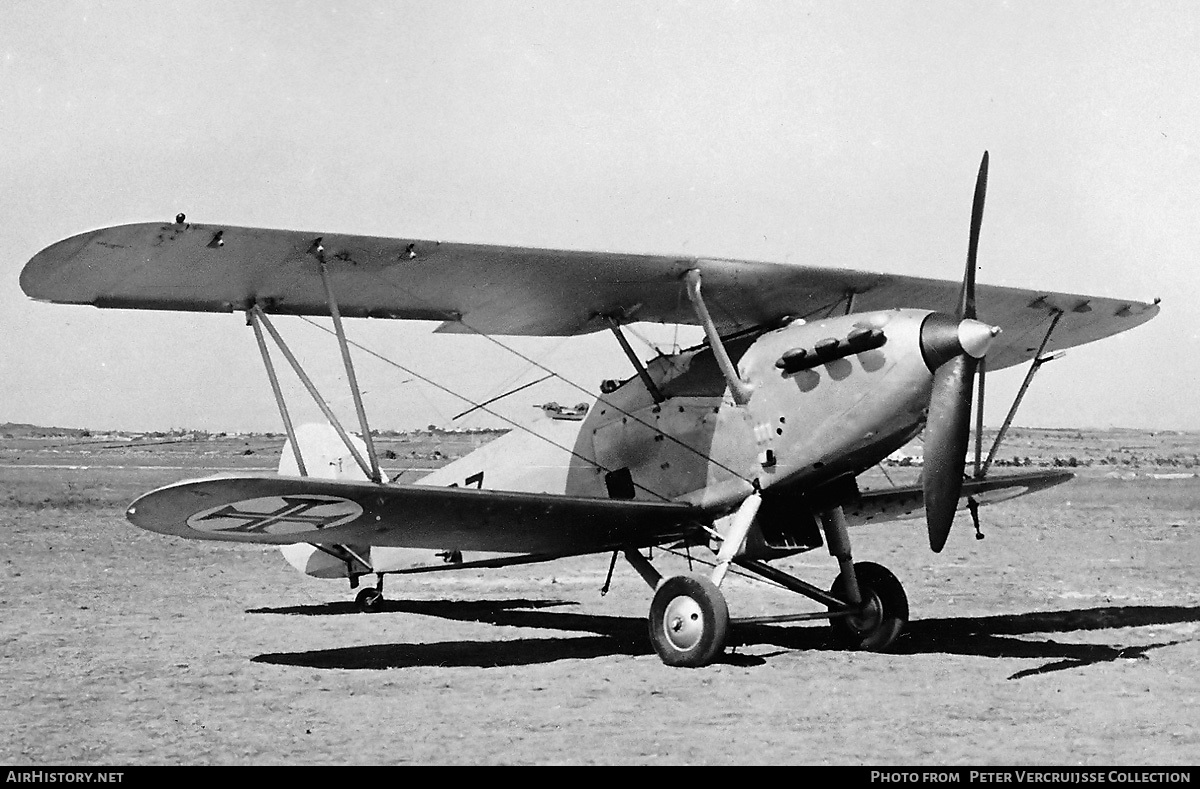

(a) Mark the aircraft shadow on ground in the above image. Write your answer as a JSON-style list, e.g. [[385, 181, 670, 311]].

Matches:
[[249, 598, 1199, 677]]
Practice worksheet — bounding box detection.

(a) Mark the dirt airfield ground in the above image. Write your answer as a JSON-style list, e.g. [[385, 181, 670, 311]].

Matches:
[[1, 427, 1197, 766]]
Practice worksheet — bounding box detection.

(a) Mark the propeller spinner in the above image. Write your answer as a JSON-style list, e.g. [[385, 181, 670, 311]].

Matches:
[[921, 152, 1002, 553]]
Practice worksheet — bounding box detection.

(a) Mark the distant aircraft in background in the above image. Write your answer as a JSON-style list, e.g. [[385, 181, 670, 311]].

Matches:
[[20, 153, 1159, 666]]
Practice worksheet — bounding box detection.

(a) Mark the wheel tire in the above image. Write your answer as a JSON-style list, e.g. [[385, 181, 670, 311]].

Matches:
[[356, 586, 384, 613], [648, 574, 730, 667], [828, 561, 908, 651]]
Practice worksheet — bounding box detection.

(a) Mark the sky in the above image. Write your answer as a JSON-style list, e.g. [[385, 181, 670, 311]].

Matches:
[[1, 1, 1197, 434]]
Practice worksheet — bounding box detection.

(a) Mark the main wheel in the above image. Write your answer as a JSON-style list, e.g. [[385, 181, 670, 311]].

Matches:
[[356, 586, 384, 613], [648, 574, 730, 667], [828, 561, 908, 651]]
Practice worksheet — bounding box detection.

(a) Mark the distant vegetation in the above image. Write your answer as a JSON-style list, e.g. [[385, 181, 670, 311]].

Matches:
[[886, 454, 1200, 470], [885, 426, 1200, 472], [0, 422, 509, 441], [0, 422, 95, 439]]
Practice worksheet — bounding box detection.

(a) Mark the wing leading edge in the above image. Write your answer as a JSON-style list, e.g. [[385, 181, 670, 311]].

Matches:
[[22, 221, 1159, 371]]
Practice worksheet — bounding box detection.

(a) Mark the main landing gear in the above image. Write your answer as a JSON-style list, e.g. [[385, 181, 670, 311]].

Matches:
[[354, 574, 386, 612], [634, 499, 910, 667], [827, 561, 908, 651], [648, 575, 730, 667]]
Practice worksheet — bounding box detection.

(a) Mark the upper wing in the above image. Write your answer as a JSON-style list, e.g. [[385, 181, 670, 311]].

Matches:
[[126, 473, 703, 555], [22, 221, 1159, 371]]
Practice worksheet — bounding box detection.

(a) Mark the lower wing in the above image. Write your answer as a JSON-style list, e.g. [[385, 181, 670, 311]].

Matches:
[[126, 474, 704, 556], [844, 469, 1074, 526]]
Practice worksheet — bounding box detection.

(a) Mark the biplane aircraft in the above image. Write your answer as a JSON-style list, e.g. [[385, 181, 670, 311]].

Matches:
[[20, 154, 1159, 666]]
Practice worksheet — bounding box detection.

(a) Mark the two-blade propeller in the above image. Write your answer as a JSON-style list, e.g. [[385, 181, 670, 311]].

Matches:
[[921, 152, 1002, 552]]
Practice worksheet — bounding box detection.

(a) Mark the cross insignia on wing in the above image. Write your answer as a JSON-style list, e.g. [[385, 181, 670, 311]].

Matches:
[[195, 496, 352, 534]]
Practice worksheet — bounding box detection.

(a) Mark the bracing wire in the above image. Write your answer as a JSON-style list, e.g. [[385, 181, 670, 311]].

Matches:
[[451, 374, 553, 421], [458, 333, 574, 425], [458, 325, 758, 485], [656, 545, 794, 593], [622, 323, 664, 356]]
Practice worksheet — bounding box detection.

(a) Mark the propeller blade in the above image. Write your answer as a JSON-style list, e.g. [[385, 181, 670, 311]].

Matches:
[[924, 353, 977, 552], [924, 151, 991, 552], [959, 151, 988, 321]]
